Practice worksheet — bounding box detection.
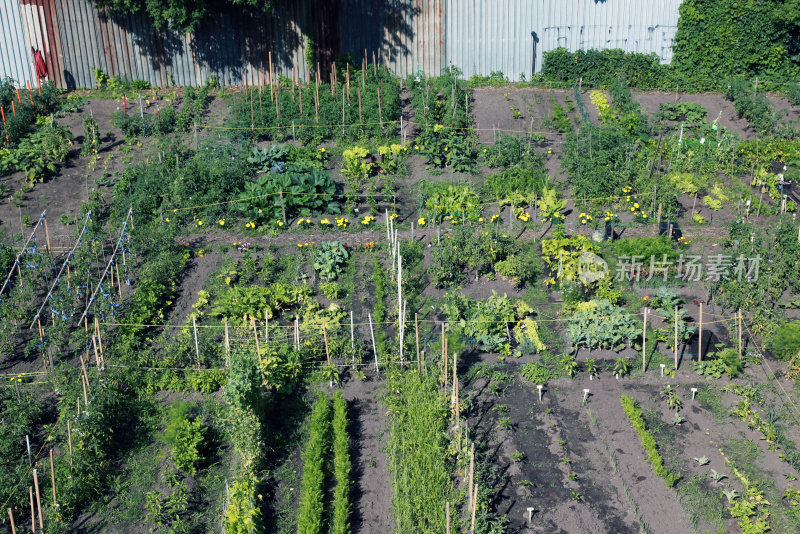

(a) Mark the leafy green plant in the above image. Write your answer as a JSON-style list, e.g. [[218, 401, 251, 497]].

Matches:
[[566, 300, 639, 350], [258, 345, 302, 393], [237, 167, 341, 224], [313, 241, 349, 282], [620, 394, 680, 487], [521, 361, 556, 384], [694, 456, 710, 466], [560, 354, 579, 378], [160, 401, 206, 475], [769, 321, 800, 361], [660, 385, 683, 411], [223, 475, 263, 534], [422, 182, 480, 222]]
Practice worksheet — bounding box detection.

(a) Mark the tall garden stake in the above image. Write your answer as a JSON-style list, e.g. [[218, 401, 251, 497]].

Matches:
[[642, 308, 648, 372], [674, 306, 679, 369], [698, 303, 703, 361], [368, 313, 378, 374]]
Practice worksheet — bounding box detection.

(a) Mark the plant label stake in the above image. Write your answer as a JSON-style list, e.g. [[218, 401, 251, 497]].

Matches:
[[415, 313, 420, 373], [527, 507, 535, 524], [26, 435, 31, 466], [738, 309, 743, 359], [265, 309, 269, 343], [350, 311, 355, 351], [583, 389, 590, 403], [691, 387, 698, 400], [537, 385, 543, 401], [660, 364, 666, 377], [223, 318, 230, 367]]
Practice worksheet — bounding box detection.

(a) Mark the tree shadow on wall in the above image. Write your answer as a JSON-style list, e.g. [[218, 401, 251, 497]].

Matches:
[[100, 0, 420, 84]]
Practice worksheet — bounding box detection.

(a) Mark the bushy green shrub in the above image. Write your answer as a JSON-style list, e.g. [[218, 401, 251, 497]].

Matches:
[[770, 321, 800, 361], [161, 401, 206, 475]]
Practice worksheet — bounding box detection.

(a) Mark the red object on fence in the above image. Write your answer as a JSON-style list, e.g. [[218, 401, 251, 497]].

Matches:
[[123, 95, 127, 115], [1, 107, 5, 126], [33, 49, 47, 80], [15, 88, 21, 104], [11, 101, 15, 115]]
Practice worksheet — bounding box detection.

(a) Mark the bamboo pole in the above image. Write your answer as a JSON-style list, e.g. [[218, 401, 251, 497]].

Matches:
[[192, 316, 200, 368], [358, 87, 362, 123], [268, 52, 274, 101], [445, 502, 450, 534], [81, 373, 89, 405], [7, 508, 15, 534], [32, 469, 43, 529], [642, 308, 648, 372], [43, 219, 51, 253], [698, 303, 703, 361]]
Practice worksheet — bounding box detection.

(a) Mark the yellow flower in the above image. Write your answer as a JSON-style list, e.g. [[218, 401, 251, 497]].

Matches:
[[418, 217, 426, 226], [305, 242, 309, 246], [197, 220, 204, 227], [218, 219, 225, 226], [320, 218, 331, 225], [297, 220, 303, 225], [581, 219, 587, 224], [642, 213, 648, 218], [630, 207, 635, 212], [478, 217, 484, 222], [633, 203, 639, 209], [483, 149, 487, 153], [298, 243, 303, 247], [165, 217, 170, 222], [320, 148, 326, 152], [444, 147, 449, 151], [390, 213, 398, 220]]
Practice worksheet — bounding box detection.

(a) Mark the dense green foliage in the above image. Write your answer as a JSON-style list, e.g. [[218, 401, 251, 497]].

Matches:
[[297, 394, 332, 534], [384, 371, 453, 533], [91, 0, 274, 32], [331, 391, 351, 534], [770, 321, 800, 361], [543, 1, 800, 92]]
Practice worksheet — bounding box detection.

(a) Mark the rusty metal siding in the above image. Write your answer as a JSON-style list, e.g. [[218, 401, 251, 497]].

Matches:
[[446, 0, 682, 81]]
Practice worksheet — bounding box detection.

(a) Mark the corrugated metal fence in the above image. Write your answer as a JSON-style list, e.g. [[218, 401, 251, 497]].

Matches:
[[1, 0, 681, 89]]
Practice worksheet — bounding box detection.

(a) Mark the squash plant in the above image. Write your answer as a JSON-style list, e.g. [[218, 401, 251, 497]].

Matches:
[[236, 166, 341, 224], [313, 241, 349, 282], [565, 299, 639, 349]]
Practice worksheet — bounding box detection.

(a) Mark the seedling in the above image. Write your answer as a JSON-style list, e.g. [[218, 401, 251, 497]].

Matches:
[[519, 479, 534, 487], [785, 473, 798, 481], [672, 412, 685, 425], [723, 488, 740, 503], [497, 417, 513, 431], [511, 451, 525, 462], [494, 404, 510, 414], [568, 472, 578, 481], [709, 469, 728, 483], [561, 457, 571, 465], [570, 490, 582, 501], [693, 456, 710, 466], [557, 439, 566, 446]]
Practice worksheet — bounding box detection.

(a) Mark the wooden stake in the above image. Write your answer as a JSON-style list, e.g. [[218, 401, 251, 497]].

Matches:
[[698, 303, 703, 361], [469, 443, 475, 511], [445, 502, 450, 534], [268, 52, 274, 100], [49, 449, 56, 505], [224, 318, 230, 367], [32, 469, 43, 530], [117, 264, 122, 298], [80, 355, 91, 394], [674, 306, 679, 370], [29, 487, 35, 533], [94, 317, 103, 357], [322, 320, 331, 365], [368, 312, 379, 374], [193, 316, 201, 368], [656, 204, 662, 225], [67, 421, 73, 466], [43, 219, 51, 253], [471, 484, 478, 530], [415, 313, 420, 373], [7, 507, 15, 534], [252, 319, 261, 362], [81, 373, 89, 405], [642, 308, 648, 372], [738, 309, 743, 359], [358, 87, 362, 123]]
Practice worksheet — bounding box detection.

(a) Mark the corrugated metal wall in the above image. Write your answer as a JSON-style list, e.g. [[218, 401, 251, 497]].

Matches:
[[0, 0, 35, 84], [0, 0, 682, 88], [446, 0, 682, 81]]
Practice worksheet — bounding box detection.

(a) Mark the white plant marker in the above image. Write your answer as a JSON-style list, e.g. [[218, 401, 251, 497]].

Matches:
[[537, 385, 543, 401], [583, 389, 590, 403], [615, 373, 619, 380], [527, 507, 535, 524], [691, 387, 698, 400], [660, 364, 666, 377]]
